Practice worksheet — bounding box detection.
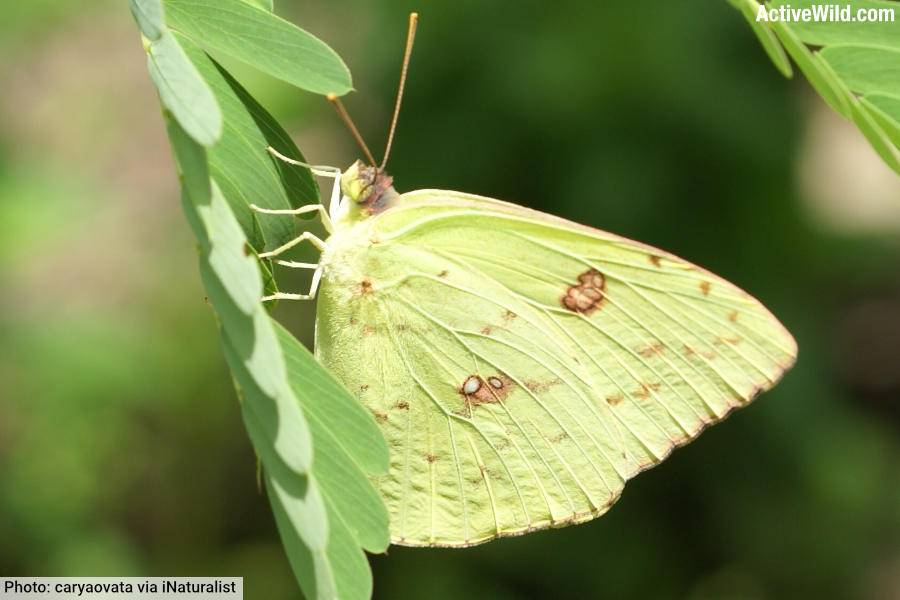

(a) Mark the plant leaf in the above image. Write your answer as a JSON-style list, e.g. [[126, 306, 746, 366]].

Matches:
[[153, 52, 386, 600], [166, 115, 351, 598], [244, 0, 274, 11], [176, 32, 319, 252], [165, 116, 312, 474], [129, 0, 165, 41], [267, 474, 337, 600], [276, 321, 390, 553], [732, 1, 900, 175], [770, 19, 852, 117], [819, 45, 900, 168], [849, 96, 900, 171], [163, 0, 352, 95], [864, 94, 900, 146], [769, 0, 900, 49], [268, 458, 377, 600], [819, 44, 900, 96], [728, 0, 793, 77], [148, 32, 222, 146]]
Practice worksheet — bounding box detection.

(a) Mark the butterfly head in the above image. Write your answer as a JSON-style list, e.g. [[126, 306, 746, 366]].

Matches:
[[340, 160, 398, 216], [329, 12, 416, 222]]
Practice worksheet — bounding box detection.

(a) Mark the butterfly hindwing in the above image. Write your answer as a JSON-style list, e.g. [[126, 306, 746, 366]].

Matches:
[[316, 190, 796, 547]]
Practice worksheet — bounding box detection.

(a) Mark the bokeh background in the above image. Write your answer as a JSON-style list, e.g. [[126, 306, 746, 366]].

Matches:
[[2, 1, 899, 598]]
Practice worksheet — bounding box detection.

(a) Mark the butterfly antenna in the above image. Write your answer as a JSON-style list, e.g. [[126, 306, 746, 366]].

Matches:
[[327, 93, 378, 168], [380, 12, 418, 171]]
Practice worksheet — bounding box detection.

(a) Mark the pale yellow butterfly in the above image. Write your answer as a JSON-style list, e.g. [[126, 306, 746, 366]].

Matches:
[[253, 13, 796, 547]]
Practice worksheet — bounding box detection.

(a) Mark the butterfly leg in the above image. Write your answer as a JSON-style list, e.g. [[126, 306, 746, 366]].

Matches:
[[257, 231, 327, 259], [251, 148, 346, 302], [264, 146, 344, 225], [254, 231, 327, 302], [262, 266, 322, 302], [250, 202, 335, 234]]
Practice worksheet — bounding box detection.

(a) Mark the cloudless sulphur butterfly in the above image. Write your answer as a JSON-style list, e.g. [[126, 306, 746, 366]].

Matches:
[[253, 13, 796, 547]]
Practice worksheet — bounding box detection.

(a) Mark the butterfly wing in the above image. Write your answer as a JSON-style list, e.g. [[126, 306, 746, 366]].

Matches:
[[316, 189, 796, 547]]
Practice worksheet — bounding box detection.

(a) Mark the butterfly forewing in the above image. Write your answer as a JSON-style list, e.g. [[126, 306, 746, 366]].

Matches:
[[315, 190, 796, 547]]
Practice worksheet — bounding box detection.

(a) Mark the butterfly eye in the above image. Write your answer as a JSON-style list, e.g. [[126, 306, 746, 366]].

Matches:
[[462, 376, 481, 395]]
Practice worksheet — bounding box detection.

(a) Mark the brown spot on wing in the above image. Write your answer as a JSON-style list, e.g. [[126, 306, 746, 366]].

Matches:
[[638, 342, 666, 357], [714, 336, 742, 346], [503, 310, 517, 322], [481, 325, 494, 335], [649, 254, 662, 268], [699, 281, 711, 296], [438, 270, 449, 278], [479, 465, 499, 480], [358, 278, 373, 295], [561, 268, 606, 315], [395, 400, 409, 410], [371, 409, 388, 423], [362, 324, 376, 336], [425, 453, 438, 464], [728, 310, 739, 323], [524, 379, 560, 393], [606, 393, 624, 406], [459, 374, 513, 405], [633, 382, 661, 399], [549, 431, 569, 444]]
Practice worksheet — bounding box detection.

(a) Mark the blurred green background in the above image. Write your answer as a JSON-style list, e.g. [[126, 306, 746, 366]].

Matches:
[[1, 1, 899, 598]]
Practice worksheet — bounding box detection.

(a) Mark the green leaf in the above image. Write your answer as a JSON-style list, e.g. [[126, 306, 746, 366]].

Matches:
[[148, 32, 222, 146], [769, 0, 900, 50], [163, 0, 352, 95], [276, 321, 390, 553], [220, 329, 328, 547], [162, 108, 210, 211], [816, 50, 900, 172], [819, 46, 900, 168], [268, 464, 376, 600], [145, 18, 387, 599], [728, 0, 793, 77], [244, 0, 274, 11], [770, 20, 852, 117], [165, 113, 372, 599], [176, 32, 319, 252], [819, 44, 900, 97], [267, 474, 337, 600], [317, 496, 374, 600], [732, 0, 900, 175], [165, 115, 313, 474], [849, 97, 900, 172], [865, 94, 900, 146], [129, 0, 165, 41]]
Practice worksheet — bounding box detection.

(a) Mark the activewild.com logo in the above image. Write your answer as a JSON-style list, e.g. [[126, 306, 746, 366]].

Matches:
[[756, 3, 896, 22]]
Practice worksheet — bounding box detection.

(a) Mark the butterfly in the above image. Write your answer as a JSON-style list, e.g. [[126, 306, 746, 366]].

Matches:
[[252, 13, 796, 548]]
